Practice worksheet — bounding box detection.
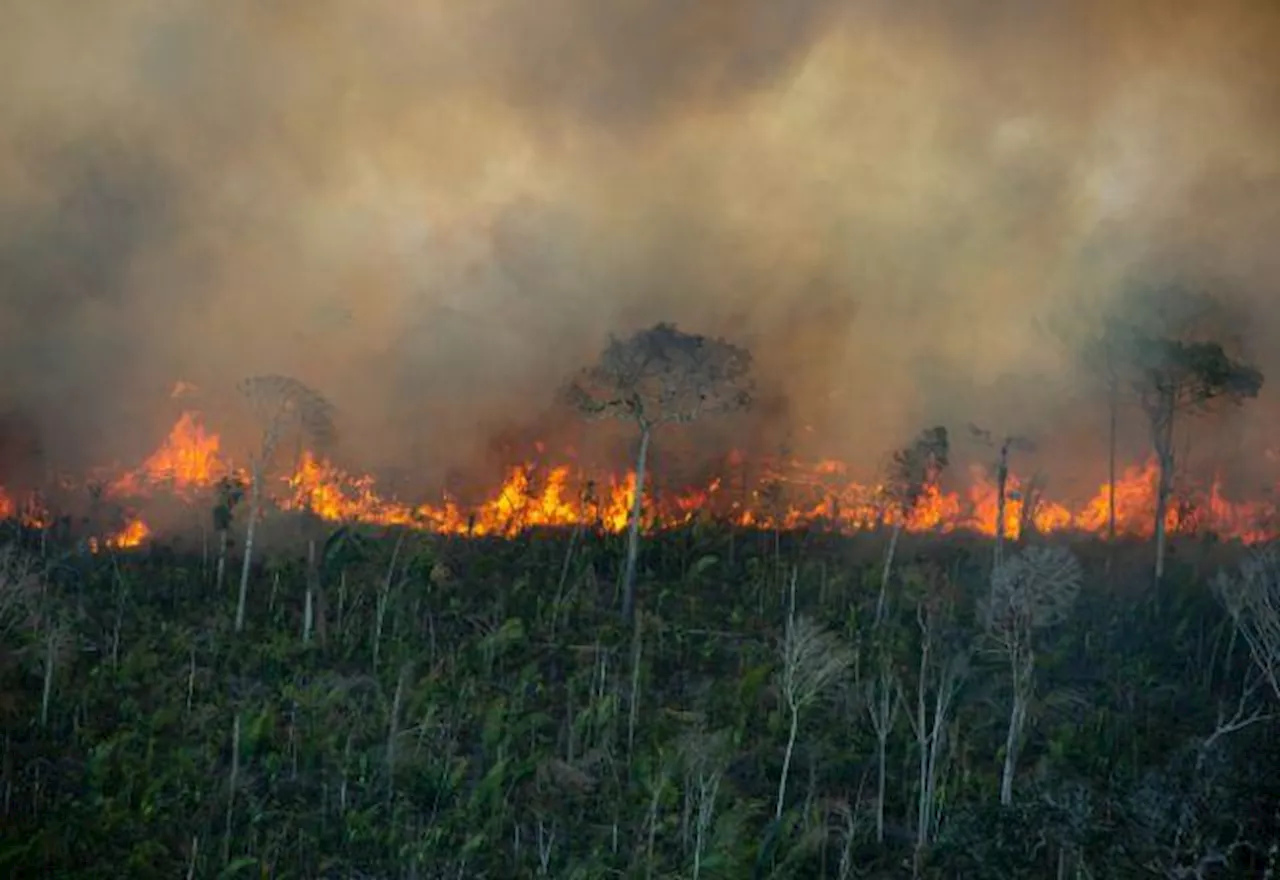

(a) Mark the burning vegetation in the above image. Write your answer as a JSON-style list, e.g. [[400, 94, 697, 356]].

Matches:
[[0, 401, 1274, 551], [0, 318, 1269, 575]]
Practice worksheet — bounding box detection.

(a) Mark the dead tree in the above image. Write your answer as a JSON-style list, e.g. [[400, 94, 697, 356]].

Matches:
[[877, 426, 949, 626], [1082, 323, 1137, 546], [1214, 544, 1280, 702], [565, 322, 752, 624], [969, 426, 1035, 570], [983, 545, 1082, 805], [1130, 338, 1261, 584], [234, 375, 336, 633], [776, 614, 853, 821], [895, 564, 968, 868]]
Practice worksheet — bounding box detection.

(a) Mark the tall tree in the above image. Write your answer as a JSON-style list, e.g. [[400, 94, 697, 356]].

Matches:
[[234, 375, 336, 633], [1044, 285, 1223, 551], [1075, 320, 1140, 549], [1129, 337, 1261, 583], [566, 322, 752, 623]]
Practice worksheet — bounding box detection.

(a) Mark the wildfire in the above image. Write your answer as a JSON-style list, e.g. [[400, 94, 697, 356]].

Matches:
[[3, 409, 1279, 547], [109, 412, 227, 498]]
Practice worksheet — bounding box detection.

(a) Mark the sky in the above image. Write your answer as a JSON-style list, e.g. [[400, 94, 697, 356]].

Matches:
[[3, 0, 1279, 498]]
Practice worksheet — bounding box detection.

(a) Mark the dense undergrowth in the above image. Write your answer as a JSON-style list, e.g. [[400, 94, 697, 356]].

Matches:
[[1, 518, 1278, 879]]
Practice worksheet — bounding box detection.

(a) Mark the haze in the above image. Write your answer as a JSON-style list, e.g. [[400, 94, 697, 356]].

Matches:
[[3, 0, 1279, 501]]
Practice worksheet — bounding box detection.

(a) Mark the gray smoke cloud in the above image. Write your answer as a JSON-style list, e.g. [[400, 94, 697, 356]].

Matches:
[[3, 0, 1280, 500]]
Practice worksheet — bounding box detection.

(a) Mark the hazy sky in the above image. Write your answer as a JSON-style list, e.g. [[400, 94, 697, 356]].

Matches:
[[3, 0, 1279, 495]]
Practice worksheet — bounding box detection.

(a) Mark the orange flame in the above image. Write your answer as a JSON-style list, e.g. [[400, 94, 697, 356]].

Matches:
[[5, 409, 1280, 547], [109, 412, 227, 498]]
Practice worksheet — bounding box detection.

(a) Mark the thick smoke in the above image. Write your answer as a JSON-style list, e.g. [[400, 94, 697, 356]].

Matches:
[[3, 0, 1280, 499]]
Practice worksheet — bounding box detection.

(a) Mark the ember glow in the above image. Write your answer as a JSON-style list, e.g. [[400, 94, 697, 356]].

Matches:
[[4, 409, 1278, 549]]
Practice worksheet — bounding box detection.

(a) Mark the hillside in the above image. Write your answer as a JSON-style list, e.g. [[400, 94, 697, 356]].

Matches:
[[1, 522, 1278, 879]]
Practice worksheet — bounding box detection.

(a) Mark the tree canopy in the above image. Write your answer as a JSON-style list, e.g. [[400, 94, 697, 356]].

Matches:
[[565, 322, 753, 430], [1131, 336, 1264, 422]]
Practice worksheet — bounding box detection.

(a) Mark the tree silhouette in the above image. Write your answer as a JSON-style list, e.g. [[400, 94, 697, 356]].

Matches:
[[1081, 322, 1137, 546], [1129, 337, 1262, 583], [969, 425, 1035, 570], [565, 323, 752, 623], [234, 375, 336, 633]]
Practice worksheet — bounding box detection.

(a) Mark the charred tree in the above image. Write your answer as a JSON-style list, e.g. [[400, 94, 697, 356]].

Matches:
[[969, 426, 1035, 571], [565, 322, 752, 624]]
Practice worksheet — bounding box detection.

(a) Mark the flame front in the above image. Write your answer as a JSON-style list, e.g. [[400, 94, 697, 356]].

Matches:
[[110, 412, 227, 498], [6, 409, 1280, 547]]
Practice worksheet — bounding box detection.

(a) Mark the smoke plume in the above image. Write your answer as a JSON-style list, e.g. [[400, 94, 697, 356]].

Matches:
[[3, 0, 1280, 499]]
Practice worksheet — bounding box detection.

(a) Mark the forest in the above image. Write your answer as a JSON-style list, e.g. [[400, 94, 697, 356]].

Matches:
[[0, 323, 1274, 880], [7, 1, 1280, 875], [2, 322, 1280, 879], [1, 518, 1279, 879]]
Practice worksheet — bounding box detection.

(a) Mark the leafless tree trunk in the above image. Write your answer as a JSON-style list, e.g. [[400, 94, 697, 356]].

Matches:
[[215, 528, 229, 592], [621, 426, 652, 625], [877, 522, 902, 626], [986, 546, 1082, 806], [900, 601, 966, 868], [866, 655, 897, 843], [1000, 640, 1032, 806], [1152, 408, 1176, 585], [994, 444, 1009, 569], [1108, 380, 1118, 544], [776, 613, 852, 820], [235, 460, 262, 634], [1215, 548, 1280, 701]]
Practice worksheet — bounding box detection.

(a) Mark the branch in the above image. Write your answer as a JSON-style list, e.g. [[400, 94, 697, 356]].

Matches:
[[1198, 672, 1274, 761]]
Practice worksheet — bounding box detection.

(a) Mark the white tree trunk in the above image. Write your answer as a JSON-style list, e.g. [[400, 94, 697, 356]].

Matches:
[[877, 523, 902, 626], [235, 461, 262, 633], [1153, 413, 1175, 586], [1000, 645, 1030, 806], [776, 705, 799, 821], [621, 427, 652, 624]]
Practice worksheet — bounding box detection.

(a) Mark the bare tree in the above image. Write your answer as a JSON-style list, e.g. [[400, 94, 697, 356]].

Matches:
[[864, 640, 898, 844], [982, 545, 1082, 805], [896, 565, 968, 869], [864, 426, 945, 849], [566, 323, 752, 623], [677, 726, 733, 880], [234, 375, 336, 633], [969, 426, 1035, 569], [1214, 544, 1280, 701], [776, 614, 854, 820], [1130, 337, 1262, 583], [877, 426, 949, 625], [1082, 323, 1136, 546]]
